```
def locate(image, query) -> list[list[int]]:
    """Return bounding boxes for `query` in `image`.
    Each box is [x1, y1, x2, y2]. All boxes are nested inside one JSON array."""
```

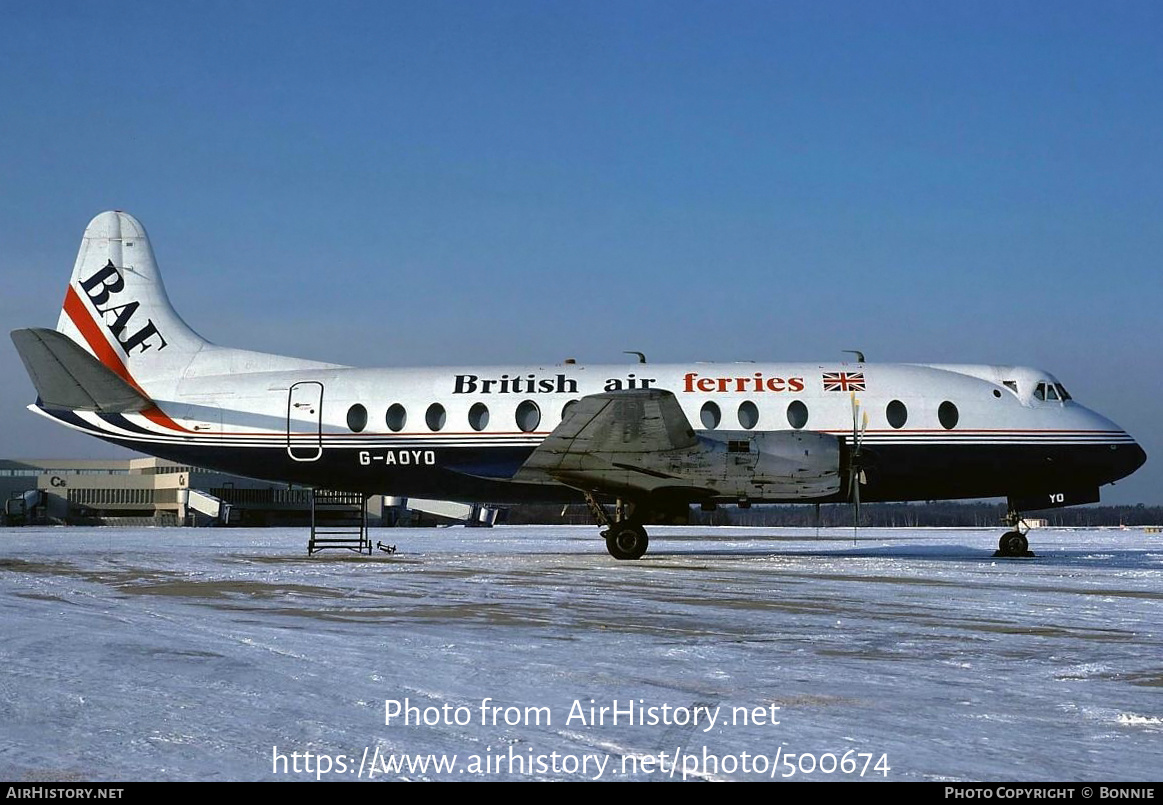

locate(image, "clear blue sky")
[[2, 1, 1159, 503]]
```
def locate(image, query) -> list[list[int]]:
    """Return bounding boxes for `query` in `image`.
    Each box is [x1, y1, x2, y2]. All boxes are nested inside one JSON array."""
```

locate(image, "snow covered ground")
[[0, 525, 1159, 782]]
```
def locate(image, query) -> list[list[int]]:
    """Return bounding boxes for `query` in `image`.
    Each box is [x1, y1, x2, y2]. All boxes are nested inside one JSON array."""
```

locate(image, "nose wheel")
[[996, 530, 1032, 557], [995, 503, 1035, 558]]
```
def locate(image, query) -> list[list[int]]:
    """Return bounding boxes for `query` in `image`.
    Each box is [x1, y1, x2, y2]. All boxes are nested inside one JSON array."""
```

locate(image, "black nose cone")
[[1109, 442, 1147, 484]]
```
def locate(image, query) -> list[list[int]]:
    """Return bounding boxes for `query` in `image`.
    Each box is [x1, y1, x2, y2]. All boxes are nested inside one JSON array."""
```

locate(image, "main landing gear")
[[996, 504, 1035, 558], [585, 493, 649, 560], [606, 523, 649, 561]]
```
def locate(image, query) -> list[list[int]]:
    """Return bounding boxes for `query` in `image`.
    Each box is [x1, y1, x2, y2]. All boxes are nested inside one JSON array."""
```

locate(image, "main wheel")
[[998, 530, 1029, 557], [605, 524, 649, 560]]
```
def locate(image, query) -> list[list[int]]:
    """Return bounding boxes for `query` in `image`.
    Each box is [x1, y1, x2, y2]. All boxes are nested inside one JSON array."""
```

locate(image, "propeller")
[[849, 392, 869, 537]]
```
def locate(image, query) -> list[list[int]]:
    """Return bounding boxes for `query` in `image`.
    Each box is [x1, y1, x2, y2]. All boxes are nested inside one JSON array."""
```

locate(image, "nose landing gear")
[[996, 505, 1035, 558], [997, 530, 1030, 557]]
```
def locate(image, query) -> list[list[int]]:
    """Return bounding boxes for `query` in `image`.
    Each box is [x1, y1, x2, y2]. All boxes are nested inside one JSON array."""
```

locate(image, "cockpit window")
[[1003, 380, 1018, 394], [1033, 380, 1070, 403]]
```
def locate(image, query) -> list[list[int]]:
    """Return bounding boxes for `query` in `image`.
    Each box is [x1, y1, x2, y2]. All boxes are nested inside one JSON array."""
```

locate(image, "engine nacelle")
[[677, 430, 841, 500]]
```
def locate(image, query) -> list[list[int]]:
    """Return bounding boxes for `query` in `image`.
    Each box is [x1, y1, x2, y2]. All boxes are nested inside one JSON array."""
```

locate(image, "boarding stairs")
[[184, 488, 232, 526], [308, 489, 371, 554]]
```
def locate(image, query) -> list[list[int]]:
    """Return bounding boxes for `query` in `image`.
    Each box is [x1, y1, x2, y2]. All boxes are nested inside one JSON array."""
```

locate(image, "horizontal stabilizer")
[[11, 327, 152, 412]]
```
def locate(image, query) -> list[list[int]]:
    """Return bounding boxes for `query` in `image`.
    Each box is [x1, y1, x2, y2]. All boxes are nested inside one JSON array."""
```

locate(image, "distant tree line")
[[506, 501, 1163, 528]]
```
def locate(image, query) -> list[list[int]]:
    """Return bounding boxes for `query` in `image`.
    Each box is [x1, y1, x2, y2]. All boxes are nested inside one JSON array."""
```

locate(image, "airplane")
[[11, 211, 1147, 559]]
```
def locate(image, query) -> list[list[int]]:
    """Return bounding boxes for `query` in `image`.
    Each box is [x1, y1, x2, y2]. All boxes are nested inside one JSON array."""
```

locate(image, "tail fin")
[[54, 211, 207, 391]]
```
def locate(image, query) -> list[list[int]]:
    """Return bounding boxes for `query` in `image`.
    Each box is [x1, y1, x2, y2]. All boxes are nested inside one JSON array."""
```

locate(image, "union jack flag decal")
[[822, 371, 866, 392]]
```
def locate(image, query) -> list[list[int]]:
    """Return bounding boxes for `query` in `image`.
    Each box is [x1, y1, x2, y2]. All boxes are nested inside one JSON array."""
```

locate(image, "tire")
[[606, 524, 649, 560], [999, 531, 1029, 557]]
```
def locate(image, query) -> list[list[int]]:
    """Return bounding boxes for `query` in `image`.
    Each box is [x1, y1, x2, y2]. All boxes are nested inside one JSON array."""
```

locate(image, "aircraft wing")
[[10, 327, 152, 412], [516, 389, 841, 500], [516, 389, 705, 496]]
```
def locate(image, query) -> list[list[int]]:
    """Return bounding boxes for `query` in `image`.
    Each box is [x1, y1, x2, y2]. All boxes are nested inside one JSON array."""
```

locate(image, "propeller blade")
[[849, 392, 867, 542], [852, 468, 861, 541]]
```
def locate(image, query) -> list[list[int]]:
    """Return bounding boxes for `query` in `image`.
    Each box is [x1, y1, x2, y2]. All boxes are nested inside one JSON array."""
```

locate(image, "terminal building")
[[0, 458, 501, 530], [2, 457, 313, 526]]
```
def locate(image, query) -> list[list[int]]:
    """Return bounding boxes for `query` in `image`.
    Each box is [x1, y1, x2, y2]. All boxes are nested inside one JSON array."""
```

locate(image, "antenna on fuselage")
[[842, 350, 866, 363], [624, 351, 647, 364]]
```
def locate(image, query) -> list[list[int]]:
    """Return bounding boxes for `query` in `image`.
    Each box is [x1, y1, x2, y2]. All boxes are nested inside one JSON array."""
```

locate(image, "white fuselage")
[[39, 358, 1142, 507]]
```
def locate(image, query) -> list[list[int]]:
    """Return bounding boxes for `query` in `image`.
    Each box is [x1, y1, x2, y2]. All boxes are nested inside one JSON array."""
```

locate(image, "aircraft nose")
[[1080, 403, 1147, 485], [1102, 436, 1147, 485], [1122, 440, 1147, 479]]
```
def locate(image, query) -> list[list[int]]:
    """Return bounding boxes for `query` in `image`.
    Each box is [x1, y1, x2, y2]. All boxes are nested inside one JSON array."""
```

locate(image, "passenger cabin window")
[[786, 400, 808, 430], [738, 401, 759, 430], [938, 401, 959, 430], [700, 401, 721, 429], [468, 403, 489, 431], [425, 403, 447, 432], [886, 400, 907, 429], [516, 400, 541, 433], [386, 403, 407, 432], [346, 404, 368, 433]]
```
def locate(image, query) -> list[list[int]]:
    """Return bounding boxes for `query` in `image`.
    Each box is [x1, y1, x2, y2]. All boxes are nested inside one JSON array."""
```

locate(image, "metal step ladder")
[[308, 490, 371, 554]]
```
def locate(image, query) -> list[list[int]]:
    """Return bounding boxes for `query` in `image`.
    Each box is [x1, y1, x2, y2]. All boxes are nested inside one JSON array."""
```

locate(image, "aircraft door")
[[287, 382, 324, 462]]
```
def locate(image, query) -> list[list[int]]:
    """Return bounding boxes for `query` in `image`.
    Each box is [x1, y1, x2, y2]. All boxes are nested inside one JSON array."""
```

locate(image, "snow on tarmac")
[[0, 525, 1159, 781]]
